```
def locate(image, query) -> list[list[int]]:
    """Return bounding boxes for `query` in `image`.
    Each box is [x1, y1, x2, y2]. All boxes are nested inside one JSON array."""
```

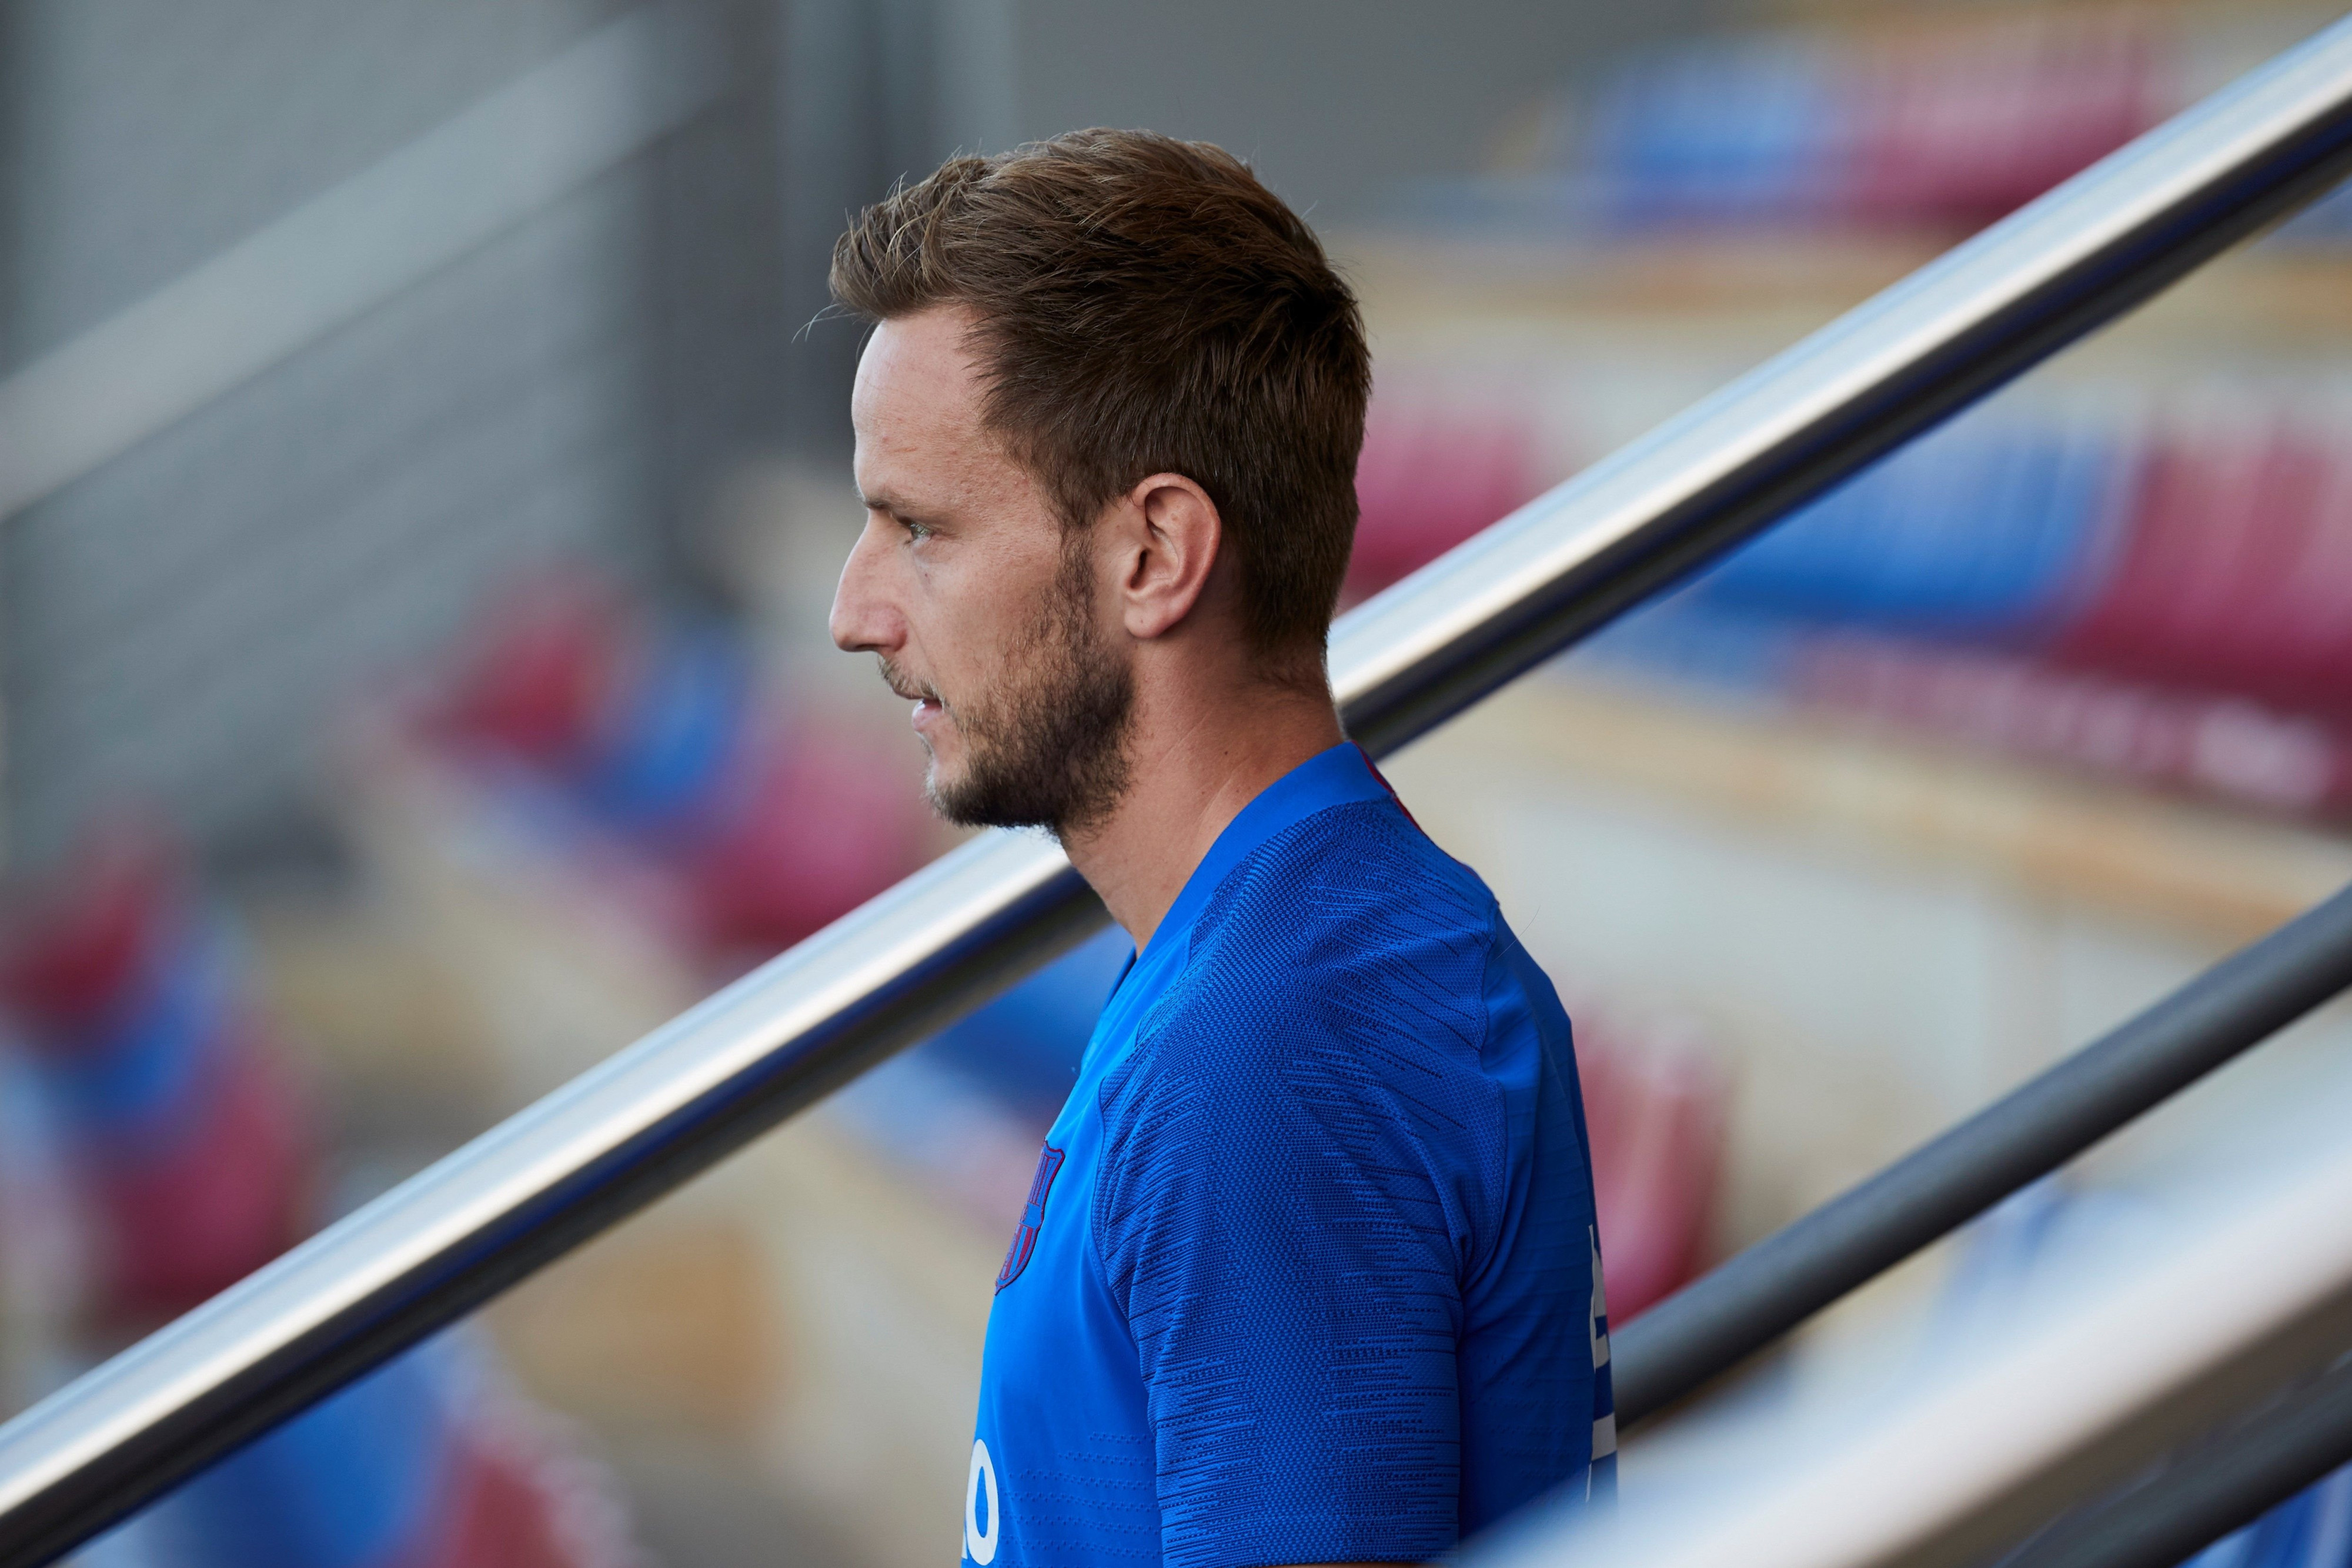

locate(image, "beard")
[[884, 539, 1135, 837]]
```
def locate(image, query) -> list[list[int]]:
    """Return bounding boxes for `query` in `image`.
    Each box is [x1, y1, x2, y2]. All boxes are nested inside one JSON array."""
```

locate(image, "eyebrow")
[[856, 485, 915, 516]]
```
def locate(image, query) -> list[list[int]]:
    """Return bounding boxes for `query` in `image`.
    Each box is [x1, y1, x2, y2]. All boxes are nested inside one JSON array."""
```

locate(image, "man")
[[828, 129, 1612, 1568]]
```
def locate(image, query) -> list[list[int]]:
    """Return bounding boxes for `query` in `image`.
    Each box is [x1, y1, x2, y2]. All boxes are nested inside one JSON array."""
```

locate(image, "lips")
[[890, 681, 945, 732], [878, 661, 947, 734]]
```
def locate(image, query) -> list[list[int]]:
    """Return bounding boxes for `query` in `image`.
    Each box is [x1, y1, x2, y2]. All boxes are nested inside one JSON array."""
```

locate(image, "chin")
[[923, 754, 970, 808]]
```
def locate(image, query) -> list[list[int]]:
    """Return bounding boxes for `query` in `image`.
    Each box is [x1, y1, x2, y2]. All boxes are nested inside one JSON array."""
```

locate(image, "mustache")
[[877, 657, 942, 707]]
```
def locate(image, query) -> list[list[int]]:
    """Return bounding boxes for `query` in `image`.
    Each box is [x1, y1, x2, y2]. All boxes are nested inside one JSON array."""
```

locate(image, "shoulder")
[[1195, 798, 1497, 992], [1090, 801, 1519, 1282], [1110, 800, 1509, 1138]]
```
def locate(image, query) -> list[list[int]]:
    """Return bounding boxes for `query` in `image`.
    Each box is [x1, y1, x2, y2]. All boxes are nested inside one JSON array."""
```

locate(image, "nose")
[[830, 515, 901, 656]]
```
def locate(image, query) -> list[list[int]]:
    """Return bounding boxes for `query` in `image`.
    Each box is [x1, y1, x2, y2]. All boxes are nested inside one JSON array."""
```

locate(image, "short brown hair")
[[830, 129, 1370, 668]]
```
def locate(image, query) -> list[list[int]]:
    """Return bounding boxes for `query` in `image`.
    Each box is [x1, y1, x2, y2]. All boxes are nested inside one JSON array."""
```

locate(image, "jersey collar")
[[1137, 741, 1398, 968]]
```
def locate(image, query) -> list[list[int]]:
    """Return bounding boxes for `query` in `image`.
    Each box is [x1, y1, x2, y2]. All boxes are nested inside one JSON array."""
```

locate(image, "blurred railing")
[[1486, 1107, 2352, 1568], [1612, 879, 2352, 1426], [7, 12, 2352, 1568], [2002, 1357, 2352, 1568]]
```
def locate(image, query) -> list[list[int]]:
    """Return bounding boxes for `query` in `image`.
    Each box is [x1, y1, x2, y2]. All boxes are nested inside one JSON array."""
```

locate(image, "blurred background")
[[3, 0, 2352, 1564]]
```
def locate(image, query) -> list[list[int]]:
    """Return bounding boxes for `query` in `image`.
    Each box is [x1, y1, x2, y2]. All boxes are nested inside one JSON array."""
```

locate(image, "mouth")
[[880, 665, 948, 734]]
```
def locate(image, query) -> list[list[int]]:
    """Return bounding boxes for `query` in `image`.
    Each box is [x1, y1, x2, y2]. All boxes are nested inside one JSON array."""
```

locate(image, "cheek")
[[941, 553, 1052, 659], [903, 556, 998, 693]]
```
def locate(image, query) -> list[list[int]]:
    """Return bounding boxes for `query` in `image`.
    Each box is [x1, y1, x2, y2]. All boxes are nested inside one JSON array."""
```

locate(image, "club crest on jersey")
[[996, 1142, 1066, 1292]]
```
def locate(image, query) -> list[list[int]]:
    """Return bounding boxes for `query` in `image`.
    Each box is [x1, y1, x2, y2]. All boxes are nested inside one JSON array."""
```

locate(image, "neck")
[[1061, 679, 1344, 952]]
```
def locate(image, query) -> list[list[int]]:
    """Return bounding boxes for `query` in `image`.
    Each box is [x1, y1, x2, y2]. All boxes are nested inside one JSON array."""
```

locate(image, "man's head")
[[826, 129, 1370, 836]]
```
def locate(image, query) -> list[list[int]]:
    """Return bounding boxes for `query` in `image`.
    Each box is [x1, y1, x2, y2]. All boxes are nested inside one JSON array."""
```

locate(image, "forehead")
[[851, 307, 1014, 502]]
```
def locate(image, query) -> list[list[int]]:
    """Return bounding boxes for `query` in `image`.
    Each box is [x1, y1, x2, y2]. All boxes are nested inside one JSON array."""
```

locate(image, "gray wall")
[[0, 0, 761, 867]]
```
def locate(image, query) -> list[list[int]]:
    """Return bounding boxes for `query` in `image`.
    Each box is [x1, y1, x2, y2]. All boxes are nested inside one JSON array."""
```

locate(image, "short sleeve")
[[1091, 880, 1504, 1568]]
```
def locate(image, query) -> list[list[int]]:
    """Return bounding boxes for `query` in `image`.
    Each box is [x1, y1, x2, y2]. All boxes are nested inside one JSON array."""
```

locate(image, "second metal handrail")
[[1490, 1109, 2352, 1568], [2005, 1356, 2352, 1568], [1615, 880, 2352, 1425]]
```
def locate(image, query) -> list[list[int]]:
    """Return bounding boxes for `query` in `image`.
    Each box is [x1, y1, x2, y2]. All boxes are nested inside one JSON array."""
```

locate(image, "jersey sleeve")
[[1091, 959, 1499, 1568]]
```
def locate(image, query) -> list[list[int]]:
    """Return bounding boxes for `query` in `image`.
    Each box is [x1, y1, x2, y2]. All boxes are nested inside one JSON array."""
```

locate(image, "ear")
[[1112, 472, 1221, 642]]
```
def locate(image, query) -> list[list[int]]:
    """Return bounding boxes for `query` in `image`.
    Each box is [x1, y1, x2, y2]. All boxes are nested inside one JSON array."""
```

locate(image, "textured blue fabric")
[[965, 743, 1611, 1568]]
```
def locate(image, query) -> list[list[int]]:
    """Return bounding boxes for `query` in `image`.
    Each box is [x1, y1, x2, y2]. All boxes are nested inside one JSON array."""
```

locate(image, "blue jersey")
[[963, 742, 1613, 1568]]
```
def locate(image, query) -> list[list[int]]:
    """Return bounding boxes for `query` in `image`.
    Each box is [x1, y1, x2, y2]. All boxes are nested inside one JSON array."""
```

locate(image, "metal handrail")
[[1485, 1111, 2352, 1568], [1615, 880, 2352, 1425], [2003, 1356, 2352, 1568], [8, 13, 2352, 1566]]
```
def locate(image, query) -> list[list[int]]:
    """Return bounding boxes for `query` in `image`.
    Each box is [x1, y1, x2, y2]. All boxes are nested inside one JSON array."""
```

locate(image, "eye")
[[901, 517, 935, 543]]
